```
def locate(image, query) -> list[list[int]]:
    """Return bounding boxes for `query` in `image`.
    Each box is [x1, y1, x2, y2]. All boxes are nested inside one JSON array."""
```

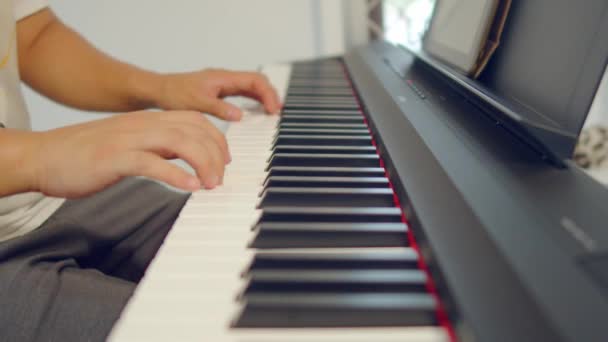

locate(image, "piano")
[[109, 3, 608, 341]]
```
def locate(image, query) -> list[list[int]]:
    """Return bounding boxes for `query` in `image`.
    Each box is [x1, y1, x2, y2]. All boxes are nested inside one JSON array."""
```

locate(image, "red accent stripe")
[[340, 63, 458, 342]]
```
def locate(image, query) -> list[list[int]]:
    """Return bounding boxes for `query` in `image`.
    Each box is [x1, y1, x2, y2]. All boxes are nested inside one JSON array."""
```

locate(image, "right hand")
[[25, 110, 229, 198]]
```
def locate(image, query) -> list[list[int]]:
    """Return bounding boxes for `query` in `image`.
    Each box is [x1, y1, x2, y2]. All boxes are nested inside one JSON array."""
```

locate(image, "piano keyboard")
[[109, 61, 451, 342]]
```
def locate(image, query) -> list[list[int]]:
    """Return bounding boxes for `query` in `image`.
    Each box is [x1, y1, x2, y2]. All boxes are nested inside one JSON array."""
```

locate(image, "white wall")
[[26, 0, 368, 131]]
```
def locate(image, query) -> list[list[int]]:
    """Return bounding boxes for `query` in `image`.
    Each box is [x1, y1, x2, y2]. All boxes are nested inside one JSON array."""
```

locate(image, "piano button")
[[277, 128, 369, 135], [246, 249, 419, 271], [266, 166, 386, 178], [241, 269, 427, 294], [257, 187, 395, 208], [263, 176, 389, 189], [272, 145, 376, 154], [249, 222, 409, 248], [258, 207, 403, 223], [272, 135, 372, 147], [232, 293, 437, 328], [266, 154, 380, 168]]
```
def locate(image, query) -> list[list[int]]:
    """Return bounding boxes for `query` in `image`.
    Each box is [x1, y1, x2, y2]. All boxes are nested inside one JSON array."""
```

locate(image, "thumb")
[[199, 99, 243, 121]]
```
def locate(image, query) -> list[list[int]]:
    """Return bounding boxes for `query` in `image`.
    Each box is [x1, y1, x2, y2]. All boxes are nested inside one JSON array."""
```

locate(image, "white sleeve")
[[14, 0, 49, 21]]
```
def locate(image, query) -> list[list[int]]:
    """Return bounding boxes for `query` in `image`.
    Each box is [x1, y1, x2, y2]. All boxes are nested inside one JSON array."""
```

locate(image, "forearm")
[[17, 9, 164, 112], [0, 130, 39, 196]]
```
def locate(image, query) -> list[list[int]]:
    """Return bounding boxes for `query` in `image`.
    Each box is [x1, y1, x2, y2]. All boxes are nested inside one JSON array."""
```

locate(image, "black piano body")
[[341, 36, 608, 342]]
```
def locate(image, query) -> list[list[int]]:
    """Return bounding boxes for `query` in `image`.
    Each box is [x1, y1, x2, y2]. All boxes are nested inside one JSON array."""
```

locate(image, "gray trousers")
[[0, 178, 190, 342]]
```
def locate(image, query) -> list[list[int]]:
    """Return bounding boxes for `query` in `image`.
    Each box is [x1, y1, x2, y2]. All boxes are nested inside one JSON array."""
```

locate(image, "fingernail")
[[204, 175, 220, 189], [226, 109, 240, 121], [186, 177, 200, 191]]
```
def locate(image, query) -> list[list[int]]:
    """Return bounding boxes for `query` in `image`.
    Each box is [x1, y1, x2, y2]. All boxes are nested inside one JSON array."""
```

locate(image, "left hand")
[[154, 69, 282, 121]]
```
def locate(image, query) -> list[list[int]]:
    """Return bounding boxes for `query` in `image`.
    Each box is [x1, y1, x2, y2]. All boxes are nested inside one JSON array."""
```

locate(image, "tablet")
[[424, 0, 499, 75]]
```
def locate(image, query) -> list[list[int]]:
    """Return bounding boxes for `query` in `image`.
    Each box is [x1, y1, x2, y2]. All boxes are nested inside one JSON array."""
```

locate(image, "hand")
[[154, 69, 282, 121], [23, 110, 229, 198]]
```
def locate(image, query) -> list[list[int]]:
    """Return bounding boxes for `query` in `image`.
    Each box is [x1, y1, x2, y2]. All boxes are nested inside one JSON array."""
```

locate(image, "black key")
[[277, 128, 369, 135], [287, 89, 354, 97], [258, 187, 395, 208], [272, 145, 376, 154], [245, 249, 420, 271], [284, 99, 358, 106], [266, 166, 386, 178], [288, 81, 350, 87], [273, 135, 372, 147], [280, 115, 364, 124], [249, 222, 408, 248], [281, 110, 361, 116], [279, 123, 367, 129], [290, 73, 346, 78], [283, 103, 360, 111], [257, 207, 403, 223], [241, 269, 427, 295], [232, 293, 437, 328], [266, 154, 380, 168], [263, 176, 389, 189], [284, 96, 356, 103]]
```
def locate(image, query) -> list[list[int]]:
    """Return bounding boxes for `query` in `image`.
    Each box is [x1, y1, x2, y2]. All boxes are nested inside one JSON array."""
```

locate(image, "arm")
[[17, 8, 281, 120]]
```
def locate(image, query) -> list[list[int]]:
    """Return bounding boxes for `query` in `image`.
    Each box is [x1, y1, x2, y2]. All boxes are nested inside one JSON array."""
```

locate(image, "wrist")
[[0, 130, 42, 195], [126, 68, 166, 110]]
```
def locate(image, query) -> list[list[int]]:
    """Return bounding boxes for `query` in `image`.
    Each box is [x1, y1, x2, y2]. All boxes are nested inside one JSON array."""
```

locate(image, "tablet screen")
[[432, 0, 490, 54], [424, 0, 497, 73]]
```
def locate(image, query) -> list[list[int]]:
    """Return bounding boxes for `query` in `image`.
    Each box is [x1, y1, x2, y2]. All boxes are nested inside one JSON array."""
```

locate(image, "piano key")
[[277, 128, 369, 135], [280, 115, 364, 124], [290, 74, 346, 80], [258, 187, 395, 208], [245, 248, 420, 271], [281, 110, 363, 116], [287, 89, 355, 97], [283, 103, 360, 111], [288, 81, 350, 86], [266, 154, 380, 168], [272, 145, 376, 154], [108, 63, 450, 342], [233, 293, 437, 328], [284, 100, 359, 107], [263, 176, 389, 189], [249, 222, 409, 248], [284, 96, 357, 102], [273, 135, 372, 146], [279, 123, 367, 129], [266, 166, 386, 178], [241, 269, 428, 294], [257, 206, 403, 223]]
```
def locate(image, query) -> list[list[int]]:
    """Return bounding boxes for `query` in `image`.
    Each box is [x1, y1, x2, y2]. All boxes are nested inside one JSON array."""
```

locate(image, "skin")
[[0, 8, 281, 198]]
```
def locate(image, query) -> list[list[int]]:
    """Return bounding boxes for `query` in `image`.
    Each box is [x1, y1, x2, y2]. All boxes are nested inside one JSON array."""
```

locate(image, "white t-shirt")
[[0, 0, 65, 242]]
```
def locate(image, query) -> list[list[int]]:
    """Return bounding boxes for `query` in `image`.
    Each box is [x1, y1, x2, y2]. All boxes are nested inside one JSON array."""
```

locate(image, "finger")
[[201, 137, 226, 185], [134, 128, 224, 189], [158, 111, 231, 162], [196, 98, 243, 122], [220, 72, 282, 114], [121, 152, 201, 191]]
